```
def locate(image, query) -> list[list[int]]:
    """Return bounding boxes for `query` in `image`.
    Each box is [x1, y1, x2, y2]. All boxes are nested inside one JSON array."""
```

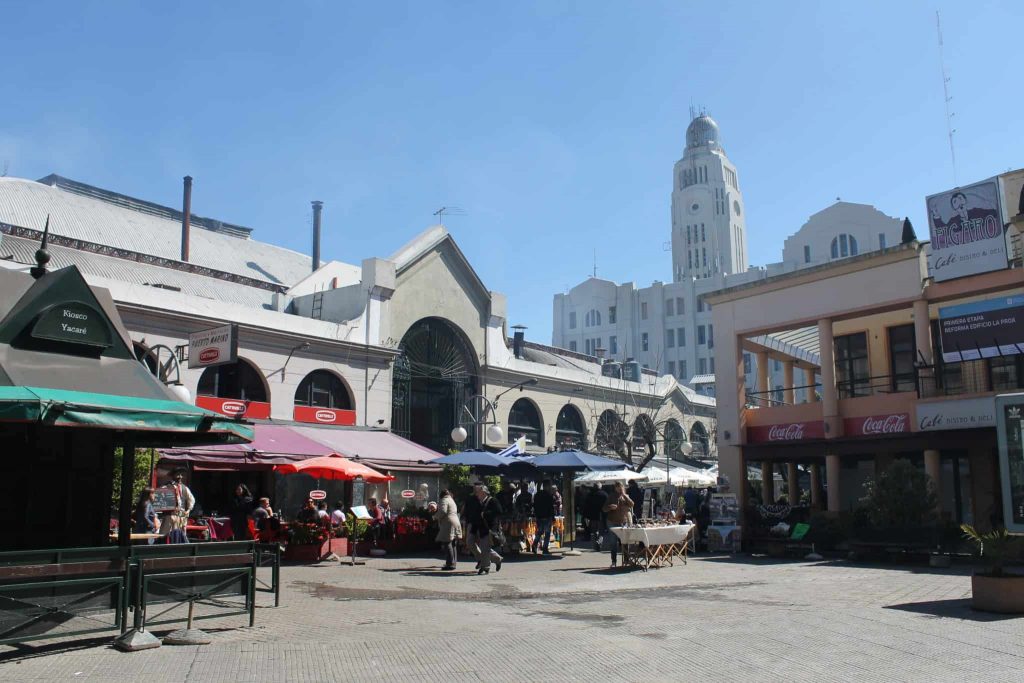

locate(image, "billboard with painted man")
[[927, 177, 1007, 282]]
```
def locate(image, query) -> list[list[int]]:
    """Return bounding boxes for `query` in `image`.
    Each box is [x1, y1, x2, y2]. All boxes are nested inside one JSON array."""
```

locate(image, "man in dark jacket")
[[583, 485, 609, 550], [627, 480, 644, 520], [532, 480, 556, 554], [468, 485, 503, 574]]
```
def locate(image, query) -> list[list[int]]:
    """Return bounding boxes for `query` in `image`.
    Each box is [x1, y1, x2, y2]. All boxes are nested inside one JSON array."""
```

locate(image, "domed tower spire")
[[670, 110, 747, 282]]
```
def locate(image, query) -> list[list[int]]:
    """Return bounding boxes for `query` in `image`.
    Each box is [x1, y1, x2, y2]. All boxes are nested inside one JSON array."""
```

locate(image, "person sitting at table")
[[252, 497, 273, 531], [134, 488, 159, 536], [365, 497, 386, 546], [316, 501, 330, 524], [603, 482, 634, 568], [296, 498, 319, 525], [330, 500, 346, 528]]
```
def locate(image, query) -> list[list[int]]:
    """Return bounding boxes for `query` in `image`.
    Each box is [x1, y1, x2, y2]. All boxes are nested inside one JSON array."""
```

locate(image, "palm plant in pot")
[[961, 524, 1023, 613]]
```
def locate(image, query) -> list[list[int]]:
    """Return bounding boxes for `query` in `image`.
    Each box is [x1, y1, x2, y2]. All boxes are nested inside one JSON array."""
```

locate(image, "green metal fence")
[[0, 541, 281, 648]]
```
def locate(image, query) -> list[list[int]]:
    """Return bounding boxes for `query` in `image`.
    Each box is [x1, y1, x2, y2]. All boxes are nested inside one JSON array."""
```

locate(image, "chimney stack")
[[511, 324, 526, 359], [181, 176, 192, 262], [311, 200, 323, 272]]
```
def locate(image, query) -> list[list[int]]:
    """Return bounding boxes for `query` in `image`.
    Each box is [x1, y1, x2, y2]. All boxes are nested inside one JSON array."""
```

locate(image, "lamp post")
[[350, 475, 364, 566], [450, 378, 539, 449]]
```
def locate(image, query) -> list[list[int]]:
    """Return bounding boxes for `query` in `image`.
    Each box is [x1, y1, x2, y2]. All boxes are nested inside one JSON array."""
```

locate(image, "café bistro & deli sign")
[[31, 301, 112, 349]]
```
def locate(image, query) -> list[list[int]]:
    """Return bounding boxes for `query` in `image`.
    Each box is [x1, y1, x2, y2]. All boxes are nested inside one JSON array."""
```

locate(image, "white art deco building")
[[553, 112, 906, 400]]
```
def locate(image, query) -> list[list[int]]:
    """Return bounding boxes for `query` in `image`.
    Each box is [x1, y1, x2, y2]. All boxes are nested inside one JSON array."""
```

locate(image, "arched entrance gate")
[[391, 318, 478, 453]]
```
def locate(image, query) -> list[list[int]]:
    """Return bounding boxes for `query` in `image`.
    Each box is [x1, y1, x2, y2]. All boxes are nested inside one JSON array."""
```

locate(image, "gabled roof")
[[389, 225, 491, 300]]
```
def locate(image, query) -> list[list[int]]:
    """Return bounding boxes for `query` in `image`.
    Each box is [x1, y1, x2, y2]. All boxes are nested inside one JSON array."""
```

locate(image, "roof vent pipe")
[[180, 176, 192, 262], [511, 324, 527, 359], [311, 200, 323, 272]]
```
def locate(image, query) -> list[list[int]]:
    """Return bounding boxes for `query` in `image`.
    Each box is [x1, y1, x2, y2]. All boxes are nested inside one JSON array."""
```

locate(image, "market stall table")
[[611, 523, 694, 571]]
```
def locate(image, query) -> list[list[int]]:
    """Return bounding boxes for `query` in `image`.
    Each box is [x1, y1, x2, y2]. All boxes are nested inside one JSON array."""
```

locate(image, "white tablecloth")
[[611, 524, 693, 546]]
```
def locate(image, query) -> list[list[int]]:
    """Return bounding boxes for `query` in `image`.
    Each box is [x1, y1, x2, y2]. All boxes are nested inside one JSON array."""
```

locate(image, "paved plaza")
[[2, 548, 1022, 682]]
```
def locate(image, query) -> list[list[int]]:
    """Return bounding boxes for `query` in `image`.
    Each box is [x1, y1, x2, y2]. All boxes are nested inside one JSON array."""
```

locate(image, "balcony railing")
[[917, 357, 1024, 398]]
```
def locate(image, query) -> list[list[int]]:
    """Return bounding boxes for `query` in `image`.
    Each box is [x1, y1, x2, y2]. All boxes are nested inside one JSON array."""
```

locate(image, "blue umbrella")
[[530, 450, 624, 472]]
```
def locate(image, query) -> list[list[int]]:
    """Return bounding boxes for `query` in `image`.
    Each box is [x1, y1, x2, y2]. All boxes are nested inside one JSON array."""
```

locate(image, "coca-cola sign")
[[195, 395, 272, 420], [748, 421, 824, 443], [845, 413, 910, 437]]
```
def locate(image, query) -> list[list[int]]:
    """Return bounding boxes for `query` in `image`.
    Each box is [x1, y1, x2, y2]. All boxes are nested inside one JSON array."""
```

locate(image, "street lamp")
[[450, 378, 538, 448]]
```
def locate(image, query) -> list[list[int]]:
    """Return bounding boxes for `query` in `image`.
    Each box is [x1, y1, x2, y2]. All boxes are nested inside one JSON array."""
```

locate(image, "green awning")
[[0, 386, 253, 445]]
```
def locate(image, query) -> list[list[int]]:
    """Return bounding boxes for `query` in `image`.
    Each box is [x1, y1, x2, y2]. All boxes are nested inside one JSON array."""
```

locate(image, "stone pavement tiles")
[[2, 551, 1023, 682]]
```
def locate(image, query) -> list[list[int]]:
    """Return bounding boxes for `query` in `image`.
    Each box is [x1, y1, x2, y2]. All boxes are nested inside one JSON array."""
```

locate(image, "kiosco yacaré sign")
[[31, 302, 112, 349]]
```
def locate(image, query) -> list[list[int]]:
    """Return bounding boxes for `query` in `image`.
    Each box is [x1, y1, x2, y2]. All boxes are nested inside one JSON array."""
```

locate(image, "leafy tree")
[[859, 459, 937, 530], [111, 447, 157, 513]]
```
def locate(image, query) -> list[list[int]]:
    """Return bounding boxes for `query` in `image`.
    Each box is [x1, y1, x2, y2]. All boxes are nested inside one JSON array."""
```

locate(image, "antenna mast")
[[936, 11, 958, 185]]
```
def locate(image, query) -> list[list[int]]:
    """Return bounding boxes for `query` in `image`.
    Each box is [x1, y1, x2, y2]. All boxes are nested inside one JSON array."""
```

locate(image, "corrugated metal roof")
[[0, 234, 277, 309], [688, 374, 716, 385], [0, 177, 312, 287], [749, 326, 820, 366]]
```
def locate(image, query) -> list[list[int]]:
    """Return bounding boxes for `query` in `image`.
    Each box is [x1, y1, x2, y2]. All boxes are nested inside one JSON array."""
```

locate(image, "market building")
[[708, 170, 1024, 536], [0, 174, 717, 517]]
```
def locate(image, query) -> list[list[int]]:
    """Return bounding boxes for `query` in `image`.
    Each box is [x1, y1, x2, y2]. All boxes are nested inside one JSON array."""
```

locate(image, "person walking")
[[532, 479, 556, 554], [468, 485, 503, 575], [603, 482, 634, 568], [432, 489, 461, 570], [627, 480, 644, 520], [584, 485, 608, 550], [159, 470, 195, 542], [229, 484, 254, 540]]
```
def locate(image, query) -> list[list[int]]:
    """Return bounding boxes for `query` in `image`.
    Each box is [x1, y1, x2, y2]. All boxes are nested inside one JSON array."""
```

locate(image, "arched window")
[[197, 358, 267, 402], [595, 409, 628, 453], [508, 398, 543, 448], [689, 421, 710, 457], [555, 404, 586, 450], [664, 419, 684, 456], [585, 309, 602, 327], [830, 234, 859, 260], [295, 370, 352, 409], [632, 414, 656, 454]]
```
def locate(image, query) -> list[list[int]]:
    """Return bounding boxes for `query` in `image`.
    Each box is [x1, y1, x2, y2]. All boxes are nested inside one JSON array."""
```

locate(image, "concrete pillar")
[[787, 462, 799, 505], [817, 318, 838, 436], [925, 449, 942, 513], [803, 366, 817, 403], [755, 350, 769, 405], [825, 453, 841, 513], [782, 360, 795, 405], [913, 299, 932, 366], [761, 462, 775, 503], [810, 463, 822, 509]]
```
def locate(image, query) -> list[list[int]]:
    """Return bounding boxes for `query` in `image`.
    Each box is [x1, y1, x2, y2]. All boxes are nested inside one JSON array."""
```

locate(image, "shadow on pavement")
[[884, 598, 1022, 621], [696, 554, 977, 576]]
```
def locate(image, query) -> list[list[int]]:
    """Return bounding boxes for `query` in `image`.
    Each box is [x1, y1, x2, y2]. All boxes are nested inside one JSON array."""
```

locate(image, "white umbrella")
[[575, 469, 646, 484], [638, 468, 668, 485]]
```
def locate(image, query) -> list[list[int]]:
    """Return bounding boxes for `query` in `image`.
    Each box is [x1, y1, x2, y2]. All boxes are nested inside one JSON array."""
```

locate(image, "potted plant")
[[961, 524, 1023, 613], [283, 522, 335, 563]]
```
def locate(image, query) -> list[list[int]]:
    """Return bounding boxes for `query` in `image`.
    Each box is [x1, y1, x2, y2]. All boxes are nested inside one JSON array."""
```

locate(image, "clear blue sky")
[[3, 2, 1020, 343]]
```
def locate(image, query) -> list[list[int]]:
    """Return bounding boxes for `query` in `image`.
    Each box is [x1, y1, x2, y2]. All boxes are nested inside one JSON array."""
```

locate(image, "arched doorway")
[[197, 358, 268, 401], [391, 318, 478, 453], [295, 370, 353, 409], [555, 404, 587, 450], [595, 409, 628, 455], [689, 421, 710, 457], [664, 419, 685, 457], [508, 398, 543, 449]]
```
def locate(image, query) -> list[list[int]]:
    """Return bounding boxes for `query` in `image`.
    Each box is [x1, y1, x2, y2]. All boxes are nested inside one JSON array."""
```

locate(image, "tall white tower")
[[671, 112, 748, 281]]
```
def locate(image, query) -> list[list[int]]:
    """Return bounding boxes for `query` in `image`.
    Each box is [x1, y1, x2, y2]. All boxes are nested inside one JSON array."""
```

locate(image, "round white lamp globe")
[[680, 441, 694, 456], [450, 426, 468, 443], [485, 424, 504, 444], [168, 382, 191, 404]]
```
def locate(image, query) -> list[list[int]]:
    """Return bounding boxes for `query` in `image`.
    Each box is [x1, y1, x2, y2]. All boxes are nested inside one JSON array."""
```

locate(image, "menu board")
[[152, 486, 179, 512], [997, 394, 1024, 533]]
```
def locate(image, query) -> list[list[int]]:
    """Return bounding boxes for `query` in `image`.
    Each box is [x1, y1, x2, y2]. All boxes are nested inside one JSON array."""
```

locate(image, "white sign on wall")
[[926, 178, 1007, 282], [916, 396, 996, 432], [187, 323, 238, 369]]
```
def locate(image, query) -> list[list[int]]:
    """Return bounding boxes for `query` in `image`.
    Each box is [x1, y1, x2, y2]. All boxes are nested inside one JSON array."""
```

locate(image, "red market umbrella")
[[273, 454, 394, 483]]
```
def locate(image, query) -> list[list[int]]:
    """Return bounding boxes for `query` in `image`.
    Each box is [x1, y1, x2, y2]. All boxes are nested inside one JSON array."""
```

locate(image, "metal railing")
[[745, 382, 821, 408], [918, 358, 1024, 398]]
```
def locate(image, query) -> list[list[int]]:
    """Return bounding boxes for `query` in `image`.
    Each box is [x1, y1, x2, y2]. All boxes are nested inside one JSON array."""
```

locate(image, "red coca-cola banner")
[[293, 405, 357, 426], [747, 421, 825, 443], [195, 396, 272, 420], [844, 412, 910, 437]]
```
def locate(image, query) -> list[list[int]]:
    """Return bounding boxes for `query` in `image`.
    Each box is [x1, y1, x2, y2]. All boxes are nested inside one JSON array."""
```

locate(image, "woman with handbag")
[[431, 490, 462, 571], [603, 482, 634, 568]]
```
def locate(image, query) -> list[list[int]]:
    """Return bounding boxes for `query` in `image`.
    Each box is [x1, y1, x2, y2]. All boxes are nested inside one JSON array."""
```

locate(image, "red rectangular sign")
[[195, 396, 272, 420], [844, 413, 910, 437], [292, 405, 357, 426], [747, 421, 825, 443]]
